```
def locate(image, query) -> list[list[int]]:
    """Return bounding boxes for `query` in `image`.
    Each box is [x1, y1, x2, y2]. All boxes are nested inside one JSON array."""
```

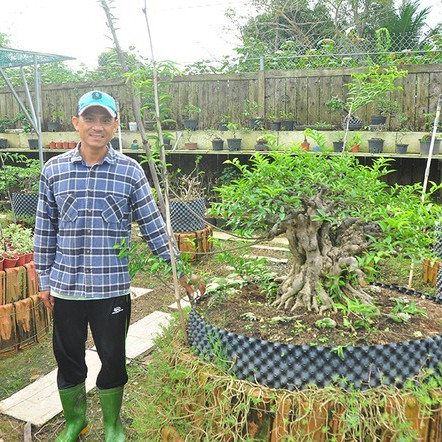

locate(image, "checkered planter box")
[[188, 283, 442, 390], [11, 193, 39, 217], [170, 198, 205, 233], [436, 224, 442, 301]]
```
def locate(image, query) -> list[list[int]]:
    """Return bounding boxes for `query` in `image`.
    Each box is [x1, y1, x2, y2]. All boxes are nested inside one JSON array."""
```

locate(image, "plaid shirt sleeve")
[[34, 167, 59, 291], [130, 169, 179, 264]]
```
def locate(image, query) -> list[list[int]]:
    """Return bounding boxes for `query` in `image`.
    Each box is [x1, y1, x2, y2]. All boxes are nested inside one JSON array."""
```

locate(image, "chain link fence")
[[184, 31, 442, 73]]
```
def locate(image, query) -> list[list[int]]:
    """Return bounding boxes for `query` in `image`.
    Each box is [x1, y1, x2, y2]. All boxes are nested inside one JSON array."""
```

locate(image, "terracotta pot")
[[301, 142, 310, 151], [350, 144, 360, 153], [0, 256, 4, 271], [3, 256, 18, 268], [48, 141, 56, 150], [62, 142, 69, 149], [69, 142, 77, 149], [184, 142, 198, 150], [24, 252, 33, 264], [55, 142, 63, 149], [16, 254, 26, 267]]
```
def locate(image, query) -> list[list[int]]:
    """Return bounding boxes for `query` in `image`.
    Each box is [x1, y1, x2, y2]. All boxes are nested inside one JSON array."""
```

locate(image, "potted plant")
[[254, 135, 269, 151], [419, 133, 441, 155], [368, 137, 384, 153], [332, 132, 344, 152], [226, 122, 242, 151], [267, 113, 281, 131], [395, 113, 409, 154], [0, 155, 41, 217], [303, 128, 327, 152], [0, 116, 13, 148], [184, 129, 198, 150], [218, 115, 230, 131], [371, 98, 399, 126], [349, 132, 362, 152], [47, 110, 65, 132], [279, 110, 295, 131], [169, 157, 206, 233], [182, 104, 202, 131], [243, 99, 263, 130], [211, 136, 224, 151]]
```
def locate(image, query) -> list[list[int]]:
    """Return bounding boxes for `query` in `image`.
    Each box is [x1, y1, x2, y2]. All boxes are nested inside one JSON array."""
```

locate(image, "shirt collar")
[[70, 143, 116, 165]]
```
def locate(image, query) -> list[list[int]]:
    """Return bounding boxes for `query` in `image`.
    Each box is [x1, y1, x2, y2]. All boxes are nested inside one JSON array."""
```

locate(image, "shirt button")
[[87, 209, 92, 213], [87, 229, 91, 233], [86, 249, 91, 253], [85, 269, 90, 273]]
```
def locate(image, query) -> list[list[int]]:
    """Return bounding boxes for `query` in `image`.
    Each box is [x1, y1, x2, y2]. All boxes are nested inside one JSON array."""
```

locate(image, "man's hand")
[[178, 274, 206, 300], [39, 290, 54, 311]]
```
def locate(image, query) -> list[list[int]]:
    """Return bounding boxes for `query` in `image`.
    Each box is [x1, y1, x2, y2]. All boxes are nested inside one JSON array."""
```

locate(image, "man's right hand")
[[39, 290, 54, 311]]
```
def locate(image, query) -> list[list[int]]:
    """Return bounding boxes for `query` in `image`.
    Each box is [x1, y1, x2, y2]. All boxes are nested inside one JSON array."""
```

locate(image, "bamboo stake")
[[142, 0, 189, 343], [99, 0, 166, 215], [98, 0, 189, 343]]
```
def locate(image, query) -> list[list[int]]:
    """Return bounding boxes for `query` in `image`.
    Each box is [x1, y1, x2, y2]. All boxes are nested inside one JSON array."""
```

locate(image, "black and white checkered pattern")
[[11, 193, 39, 217], [170, 198, 205, 233]]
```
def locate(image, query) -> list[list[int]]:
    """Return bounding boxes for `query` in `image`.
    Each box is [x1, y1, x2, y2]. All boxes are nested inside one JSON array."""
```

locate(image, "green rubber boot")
[[56, 383, 89, 442], [99, 386, 125, 442]]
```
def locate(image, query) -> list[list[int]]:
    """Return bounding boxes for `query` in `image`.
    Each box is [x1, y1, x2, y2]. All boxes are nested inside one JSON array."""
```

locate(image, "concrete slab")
[[125, 311, 172, 359], [244, 254, 288, 264], [0, 350, 101, 427], [130, 286, 153, 300], [213, 230, 288, 246], [168, 299, 191, 310]]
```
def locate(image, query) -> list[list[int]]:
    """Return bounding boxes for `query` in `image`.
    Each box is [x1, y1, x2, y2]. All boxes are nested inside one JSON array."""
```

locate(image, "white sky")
[[0, 0, 440, 70]]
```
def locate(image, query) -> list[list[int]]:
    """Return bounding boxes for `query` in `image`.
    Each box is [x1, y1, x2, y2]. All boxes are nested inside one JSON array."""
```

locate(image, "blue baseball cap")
[[78, 90, 116, 117]]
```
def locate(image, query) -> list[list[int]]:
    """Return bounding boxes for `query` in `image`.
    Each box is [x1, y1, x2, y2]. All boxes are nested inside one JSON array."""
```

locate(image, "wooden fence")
[[0, 63, 441, 132]]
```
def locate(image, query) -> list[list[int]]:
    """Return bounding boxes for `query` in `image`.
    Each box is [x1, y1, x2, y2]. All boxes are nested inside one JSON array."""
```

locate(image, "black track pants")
[[53, 294, 131, 390]]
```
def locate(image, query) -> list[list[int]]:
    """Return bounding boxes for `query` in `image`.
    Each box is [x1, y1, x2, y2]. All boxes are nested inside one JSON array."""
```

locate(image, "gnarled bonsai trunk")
[[270, 192, 378, 313]]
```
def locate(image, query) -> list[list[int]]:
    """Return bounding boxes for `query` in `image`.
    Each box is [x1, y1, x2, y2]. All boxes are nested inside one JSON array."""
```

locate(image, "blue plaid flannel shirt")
[[34, 145, 177, 299]]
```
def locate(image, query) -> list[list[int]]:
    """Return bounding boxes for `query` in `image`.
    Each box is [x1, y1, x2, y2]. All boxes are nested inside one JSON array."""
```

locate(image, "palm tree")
[[380, 0, 439, 51]]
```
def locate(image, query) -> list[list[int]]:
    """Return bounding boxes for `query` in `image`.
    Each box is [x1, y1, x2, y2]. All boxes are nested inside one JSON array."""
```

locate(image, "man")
[[34, 90, 202, 442]]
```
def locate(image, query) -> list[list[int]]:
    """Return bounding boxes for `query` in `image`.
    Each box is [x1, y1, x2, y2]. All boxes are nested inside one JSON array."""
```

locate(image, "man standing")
[[34, 90, 200, 441]]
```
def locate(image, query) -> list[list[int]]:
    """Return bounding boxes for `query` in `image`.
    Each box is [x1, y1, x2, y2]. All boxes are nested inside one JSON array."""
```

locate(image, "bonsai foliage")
[[210, 151, 442, 313]]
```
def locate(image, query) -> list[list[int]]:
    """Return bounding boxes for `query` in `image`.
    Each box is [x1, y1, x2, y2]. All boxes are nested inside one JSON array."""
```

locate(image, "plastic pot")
[[419, 139, 441, 155], [227, 138, 242, 151], [395, 144, 408, 154], [270, 121, 281, 131], [183, 119, 198, 131], [333, 141, 344, 152], [212, 139, 224, 151], [370, 115, 387, 125], [280, 120, 294, 131], [368, 138, 384, 153]]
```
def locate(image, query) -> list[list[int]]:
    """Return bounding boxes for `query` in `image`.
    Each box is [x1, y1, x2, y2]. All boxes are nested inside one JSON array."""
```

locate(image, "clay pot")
[[63, 142, 69, 149], [55, 142, 63, 149], [49, 141, 56, 150], [16, 254, 26, 267], [3, 256, 18, 268]]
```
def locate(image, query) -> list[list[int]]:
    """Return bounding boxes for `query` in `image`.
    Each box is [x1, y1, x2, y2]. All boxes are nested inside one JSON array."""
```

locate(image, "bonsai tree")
[[210, 151, 442, 313]]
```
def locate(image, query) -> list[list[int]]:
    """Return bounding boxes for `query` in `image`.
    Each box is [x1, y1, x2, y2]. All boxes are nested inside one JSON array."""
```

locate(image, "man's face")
[[72, 106, 118, 151]]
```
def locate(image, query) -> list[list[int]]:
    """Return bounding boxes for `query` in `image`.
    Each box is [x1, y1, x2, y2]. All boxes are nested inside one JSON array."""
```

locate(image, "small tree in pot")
[[169, 156, 206, 233]]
